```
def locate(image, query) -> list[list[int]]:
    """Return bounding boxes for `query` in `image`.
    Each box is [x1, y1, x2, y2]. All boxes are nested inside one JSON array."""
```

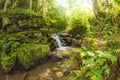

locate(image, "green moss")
[[0, 43, 50, 71], [69, 26, 87, 39], [1, 52, 17, 73], [16, 44, 50, 69]]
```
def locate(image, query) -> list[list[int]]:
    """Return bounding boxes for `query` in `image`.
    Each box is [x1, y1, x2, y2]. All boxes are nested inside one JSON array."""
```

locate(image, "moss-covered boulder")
[[16, 44, 50, 69], [0, 43, 50, 72], [2, 17, 11, 29], [69, 26, 87, 39]]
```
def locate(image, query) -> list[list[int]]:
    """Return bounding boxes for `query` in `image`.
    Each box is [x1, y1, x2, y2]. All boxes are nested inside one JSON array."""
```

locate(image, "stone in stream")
[[50, 47, 74, 62]]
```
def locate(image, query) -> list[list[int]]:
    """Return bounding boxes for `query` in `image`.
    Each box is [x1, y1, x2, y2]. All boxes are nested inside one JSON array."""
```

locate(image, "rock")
[[69, 26, 86, 39], [52, 67, 59, 71], [18, 20, 31, 29], [55, 71, 63, 77], [2, 17, 11, 28], [59, 33, 72, 37], [17, 44, 50, 69], [7, 24, 21, 33], [55, 47, 73, 57]]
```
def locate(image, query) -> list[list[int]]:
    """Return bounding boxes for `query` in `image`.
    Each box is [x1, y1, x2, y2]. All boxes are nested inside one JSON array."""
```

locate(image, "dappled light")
[[0, 0, 120, 80]]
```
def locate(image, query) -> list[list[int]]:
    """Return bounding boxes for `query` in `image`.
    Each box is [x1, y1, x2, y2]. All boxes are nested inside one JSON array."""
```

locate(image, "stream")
[[0, 58, 67, 80], [0, 59, 66, 80], [0, 33, 71, 80]]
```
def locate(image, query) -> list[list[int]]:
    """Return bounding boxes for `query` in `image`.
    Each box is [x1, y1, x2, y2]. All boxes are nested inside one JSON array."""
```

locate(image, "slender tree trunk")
[[92, 0, 105, 46], [11, 0, 19, 10], [29, 0, 32, 11], [92, 0, 100, 24], [37, 0, 40, 11], [42, 0, 44, 16], [37, 0, 45, 15], [3, 0, 9, 12]]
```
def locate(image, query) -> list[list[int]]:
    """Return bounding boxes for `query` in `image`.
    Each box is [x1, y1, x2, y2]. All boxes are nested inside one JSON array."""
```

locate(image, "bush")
[[66, 48, 117, 80], [82, 38, 99, 51]]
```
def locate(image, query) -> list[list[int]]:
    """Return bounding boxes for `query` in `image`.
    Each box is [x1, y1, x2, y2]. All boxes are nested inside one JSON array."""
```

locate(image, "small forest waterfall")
[[52, 33, 70, 51], [52, 34, 63, 48]]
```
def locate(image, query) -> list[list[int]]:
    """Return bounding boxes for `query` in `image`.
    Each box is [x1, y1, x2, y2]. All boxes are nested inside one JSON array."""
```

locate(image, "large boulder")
[[18, 20, 31, 29], [7, 24, 21, 33], [16, 44, 50, 69], [69, 26, 87, 39], [0, 44, 50, 72]]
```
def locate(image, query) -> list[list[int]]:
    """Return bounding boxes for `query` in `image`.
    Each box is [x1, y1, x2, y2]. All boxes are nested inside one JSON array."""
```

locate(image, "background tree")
[[10, 0, 19, 10], [3, 0, 9, 11], [29, 0, 33, 11]]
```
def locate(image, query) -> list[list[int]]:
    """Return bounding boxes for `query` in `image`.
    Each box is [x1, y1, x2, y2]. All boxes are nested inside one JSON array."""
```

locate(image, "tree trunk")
[[3, 0, 9, 12], [29, 0, 32, 11], [92, 0, 104, 44], [37, 0, 45, 15], [92, 0, 100, 24], [42, 0, 44, 16], [11, 0, 19, 10], [37, 0, 40, 12]]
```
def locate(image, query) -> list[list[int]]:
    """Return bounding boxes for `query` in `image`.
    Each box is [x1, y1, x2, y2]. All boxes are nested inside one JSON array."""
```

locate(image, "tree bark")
[[3, 0, 9, 12], [92, 0, 104, 39], [36, 0, 46, 15], [11, 0, 19, 10], [92, 0, 100, 24], [37, 0, 40, 13], [29, 0, 32, 11]]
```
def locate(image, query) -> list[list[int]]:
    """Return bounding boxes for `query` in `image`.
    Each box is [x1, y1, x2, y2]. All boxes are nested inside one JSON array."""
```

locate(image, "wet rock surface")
[[0, 47, 79, 80], [0, 60, 65, 80]]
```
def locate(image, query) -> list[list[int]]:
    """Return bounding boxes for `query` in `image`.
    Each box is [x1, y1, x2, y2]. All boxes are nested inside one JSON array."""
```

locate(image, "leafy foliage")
[[0, 36, 20, 54], [66, 48, 117, 80]]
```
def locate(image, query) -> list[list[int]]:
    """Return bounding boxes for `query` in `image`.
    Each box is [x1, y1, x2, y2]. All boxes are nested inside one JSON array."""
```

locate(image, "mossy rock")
[[2, 17, 11, 28], [16, 44, 50, 69], [69, 26, 87, 39], [1, 52, 17, 73]]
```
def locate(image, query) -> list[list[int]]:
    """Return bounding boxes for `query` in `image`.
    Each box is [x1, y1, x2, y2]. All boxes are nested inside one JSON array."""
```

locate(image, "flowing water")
[[0, 60, 65, 80], [52, 34, 63, 48], [52, 33, 70, 50], [0, 33, 71, 80]]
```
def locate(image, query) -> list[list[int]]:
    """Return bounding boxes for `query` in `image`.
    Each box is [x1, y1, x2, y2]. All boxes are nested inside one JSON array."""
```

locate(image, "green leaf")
[[84, 59, 95, 65], [86, 51, 95, 56], [95, 50, 104, 57], [95, 58, 106, 65], [91, 75, 98, 80], [103, 53, 117, 63], [104, 68, 110, 74]]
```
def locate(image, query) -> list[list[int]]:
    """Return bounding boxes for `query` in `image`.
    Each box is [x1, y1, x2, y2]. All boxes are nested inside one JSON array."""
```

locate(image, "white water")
[[52, 34, 63, 48], [52, 33, 71, 58]]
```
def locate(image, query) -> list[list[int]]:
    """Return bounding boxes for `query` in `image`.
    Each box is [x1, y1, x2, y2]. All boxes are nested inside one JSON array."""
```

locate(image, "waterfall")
[[52, 34, 63, 48]]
